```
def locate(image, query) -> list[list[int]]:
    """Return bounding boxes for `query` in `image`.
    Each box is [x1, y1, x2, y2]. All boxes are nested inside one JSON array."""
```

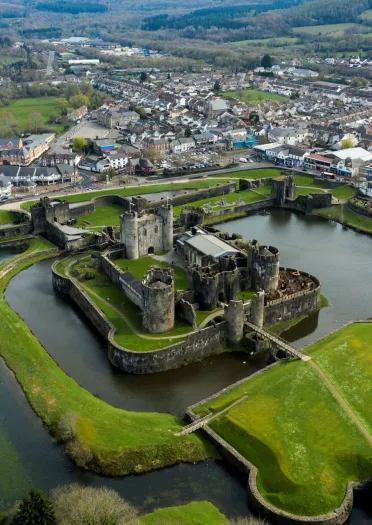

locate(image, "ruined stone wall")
[[347, 199, 372, 218], [69, 202, 95, 219], [239, 177, 275, 191], [149, 183, 236, 210], [100, 252, 143, 309], [0, 222, 32, 239], [0, 238, 30, 250], [293, 193, 332, 214], [177, 299, 196, 328]]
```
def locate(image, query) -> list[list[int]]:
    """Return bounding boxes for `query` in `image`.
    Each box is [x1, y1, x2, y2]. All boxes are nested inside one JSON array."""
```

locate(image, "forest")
[[36, 1, 108, 13]]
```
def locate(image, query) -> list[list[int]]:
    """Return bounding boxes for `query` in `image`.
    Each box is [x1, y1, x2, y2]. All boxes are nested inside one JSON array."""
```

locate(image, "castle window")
[[155, 226, 158, 233], [143, 228, 147, 236]]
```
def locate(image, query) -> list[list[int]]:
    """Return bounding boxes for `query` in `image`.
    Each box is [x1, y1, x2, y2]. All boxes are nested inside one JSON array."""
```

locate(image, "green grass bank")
[[140, 501, 228, 525]]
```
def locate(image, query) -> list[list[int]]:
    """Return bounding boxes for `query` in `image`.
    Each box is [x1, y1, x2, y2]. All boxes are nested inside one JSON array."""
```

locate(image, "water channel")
[[1, 210, 372, 522]]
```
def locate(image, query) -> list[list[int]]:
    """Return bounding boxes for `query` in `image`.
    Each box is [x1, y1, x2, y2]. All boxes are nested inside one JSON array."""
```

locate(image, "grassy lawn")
[[237, 289, 256, 301], [115, 255, 189, 291], [223, 89, 288, 103], [231, 37, 298, 46], [313, 204, 372, 233], [195, 308, 221, 326], [140, 502, 228, 525], [0, 210, 16, 225], [76, 204, 124, 228], [0, 55, 24, 65], [0, 97, 62, 133], [360, 9, 372, 19], [309, 322, 372, 434], [211, 168, 282, 179], [293, 23, 355, 36], [77, 264, 193, 350], [194, 355, 372, 516], [173, 189, 266, 217], [0, 251, 213, 477]]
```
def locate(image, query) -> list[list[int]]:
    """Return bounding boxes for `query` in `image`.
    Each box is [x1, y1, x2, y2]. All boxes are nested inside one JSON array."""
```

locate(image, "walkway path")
[[198, 309, 224, 329], [309, 360, 372, 446]]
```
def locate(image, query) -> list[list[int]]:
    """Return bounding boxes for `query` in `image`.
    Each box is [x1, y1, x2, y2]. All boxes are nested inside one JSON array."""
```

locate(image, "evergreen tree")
[[213, 79, 221, 92], [261, 54, 273, 69], [184, 126, 192, 137], [12, 489, 57, 525], [140, 72, 148, 83]]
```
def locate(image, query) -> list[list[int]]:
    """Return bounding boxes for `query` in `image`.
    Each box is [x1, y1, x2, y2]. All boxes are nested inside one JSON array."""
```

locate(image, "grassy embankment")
[[313, 203, 372, 234], [0, 247, 215, 476], [0, 210, 16, 225], [0, 97, 63, 133], [222, 89, 288, 103], [192, 322, 372, 517], [140, 502, 228, 525]]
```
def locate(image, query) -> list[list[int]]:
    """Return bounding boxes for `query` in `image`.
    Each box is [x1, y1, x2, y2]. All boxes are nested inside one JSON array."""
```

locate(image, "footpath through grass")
[[194, 325, 372, 516], [140, 501, 228, 525], [0, 249, 213, 477]]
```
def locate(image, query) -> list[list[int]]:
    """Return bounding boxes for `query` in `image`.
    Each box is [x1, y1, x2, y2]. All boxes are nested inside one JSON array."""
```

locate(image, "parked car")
[[239, 158, 248, 163]]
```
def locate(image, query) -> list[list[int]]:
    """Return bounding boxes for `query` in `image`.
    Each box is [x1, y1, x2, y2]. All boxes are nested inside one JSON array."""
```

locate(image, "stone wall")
[[294, 193, 332, 214], [100, 252, 143, 309], [264, 269, 321, 326], [177, 298, 196, 328], [239, 177, 275, 191], [69, 202, 95, 219], [149, 182, 236, 210], [52, 261, 72, 294], [347, 199, 372, 218], [0, 238, 30, 250], [0, 221, 32, 239]]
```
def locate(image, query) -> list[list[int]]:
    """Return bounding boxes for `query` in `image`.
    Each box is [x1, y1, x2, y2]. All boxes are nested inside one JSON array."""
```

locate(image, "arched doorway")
[[148, 246, 155, 254]]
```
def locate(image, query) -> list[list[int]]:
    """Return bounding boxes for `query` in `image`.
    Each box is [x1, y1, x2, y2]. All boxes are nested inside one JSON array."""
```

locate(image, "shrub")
[[12, 489, 57, 525], [54, 413, 77, 443], [229, 518, 269, 525], [52, 484, 139, 525]]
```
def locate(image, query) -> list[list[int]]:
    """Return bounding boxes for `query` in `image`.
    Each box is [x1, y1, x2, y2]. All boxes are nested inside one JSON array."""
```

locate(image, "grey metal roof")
[[185, 234, 239, 258]]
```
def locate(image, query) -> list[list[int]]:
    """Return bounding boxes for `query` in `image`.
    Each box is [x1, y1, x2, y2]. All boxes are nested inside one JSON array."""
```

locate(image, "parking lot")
[[155, 148, 255, 172]]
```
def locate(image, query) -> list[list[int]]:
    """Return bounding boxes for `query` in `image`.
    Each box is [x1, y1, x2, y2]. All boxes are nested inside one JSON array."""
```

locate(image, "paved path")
[[198, 309, 224, 329], [310, 360, 372, 446]]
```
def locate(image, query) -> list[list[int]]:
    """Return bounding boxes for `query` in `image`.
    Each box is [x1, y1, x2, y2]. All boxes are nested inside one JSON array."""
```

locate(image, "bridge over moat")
[[244, 321, 311, 361]]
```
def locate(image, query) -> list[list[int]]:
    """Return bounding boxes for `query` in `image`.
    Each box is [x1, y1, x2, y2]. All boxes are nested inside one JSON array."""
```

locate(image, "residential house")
[[42, 146, 80, 167], [126, 158, 154, 175], [268, 127, 309, 146], [193, 132, 217, 146]]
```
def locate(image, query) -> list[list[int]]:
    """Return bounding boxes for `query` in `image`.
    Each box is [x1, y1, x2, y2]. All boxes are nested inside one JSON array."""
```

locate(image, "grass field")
[[211, 168, 281, 179], [231, 37, 299, 46], [313, 204, 372, 233], [76, 204, 124, 228], [140, 502, 228, 525], [173, 189, 266, 217], [115, 255, 189, 291], [359, 9, 372, 19], [293, 23, 355, 36], [0, 97, 62, 133], [193, 330, 372, 516], [309, 323, 372, 435], [223, 89, 287, 103], [0, 55, 24, 65], [0, 210, 15, 225], [0, 248, 213, 477]]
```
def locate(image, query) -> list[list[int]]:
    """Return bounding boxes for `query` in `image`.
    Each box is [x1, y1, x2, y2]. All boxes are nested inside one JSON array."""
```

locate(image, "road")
[[46, 51, 54, 76]]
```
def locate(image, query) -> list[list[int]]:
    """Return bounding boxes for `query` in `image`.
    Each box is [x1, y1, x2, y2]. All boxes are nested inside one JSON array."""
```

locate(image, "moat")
[[2, 209, 372, 522]]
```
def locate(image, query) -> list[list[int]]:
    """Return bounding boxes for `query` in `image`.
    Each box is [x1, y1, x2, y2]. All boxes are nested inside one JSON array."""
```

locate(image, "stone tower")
[[250, 290, 265, 328], [247, 242, 279, 294], [224, 300, 244, 346], [156, 204, 173, 252], [142, 267, 175, 333], [120, 211, 139, 259]]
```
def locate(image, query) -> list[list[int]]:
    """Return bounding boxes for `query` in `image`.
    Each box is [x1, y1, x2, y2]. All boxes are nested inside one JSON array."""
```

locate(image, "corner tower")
[[142, 267, 175, 333], [157, 204, 173, 252], [120, 211, 139, 259]]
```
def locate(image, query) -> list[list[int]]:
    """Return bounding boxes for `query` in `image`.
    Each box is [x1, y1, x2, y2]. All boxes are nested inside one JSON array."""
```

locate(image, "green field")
[[0, 247, 213, 477], [0, 97, 62, 133], [193, 323, 372, 516], [115, 255, 189, 291], [231, 36, 299, 46], [293, 23, 355, 36], [173, 189, 266, 217], [313, 204, 372, 233], [211, 168, 282, 179], [140, 502, 228, 525], [0, 55, 24, 65], [0, 210, 15, 225], [223, 89, 288, 103], [76, 204, 124, 229], [359, 9, 372, 19]]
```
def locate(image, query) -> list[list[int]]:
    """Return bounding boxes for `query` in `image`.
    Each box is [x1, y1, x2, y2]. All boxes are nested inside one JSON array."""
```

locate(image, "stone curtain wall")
[[100, 252, 143, 309], [149, 183, 236, 210], [294, 193, 332, 214], [52, 263, 228, 374], [177, 299, 197, 328], [0, 222, 32, 239], [239, 177, 275, 191], [348, 199, 372, 219], [68, 202, 95, 219]]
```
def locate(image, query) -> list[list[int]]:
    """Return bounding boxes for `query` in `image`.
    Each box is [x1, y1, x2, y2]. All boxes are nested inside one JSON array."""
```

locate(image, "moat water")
[[1, 210, 372, 522]]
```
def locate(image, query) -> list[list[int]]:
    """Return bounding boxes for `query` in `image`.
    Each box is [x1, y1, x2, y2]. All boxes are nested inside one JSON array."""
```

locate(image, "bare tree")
[[26, 111, 44, 133], [52, 484, 140, 525], [229, 517, 269, 525]]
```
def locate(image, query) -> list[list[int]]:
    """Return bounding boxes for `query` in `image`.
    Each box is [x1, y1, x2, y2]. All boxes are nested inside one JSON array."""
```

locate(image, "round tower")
[[224, 300, 244, 346], [156, 204, 173, 252], [251, 244, 279, 294], [250, 290, 265, 329], [142, 267, 175, 333], [120, 211, 139, 260]]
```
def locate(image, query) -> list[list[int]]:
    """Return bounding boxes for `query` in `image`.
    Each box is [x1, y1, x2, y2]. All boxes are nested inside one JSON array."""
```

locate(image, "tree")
[[72, 137, 87, 151], [261, 54, 273, 69], [249, 111, 259, 124], [69, 94, 90, 109], [26, 111, 44, 133], [143, 148, 161, 163], [52, 484, 139, 525], [167, 72, 171, 80], [12, 489, 57, 525], [213, 79, 221, 92], [99, 167, 116, 181], [56, 97, 69, 115], [351, 76, 368, 88], [184, 126, 192, 137], [229, 518, 268, 525], [139, 72, 147, 83], [0, 112, 19, 137], [341, 138, 354, 149]]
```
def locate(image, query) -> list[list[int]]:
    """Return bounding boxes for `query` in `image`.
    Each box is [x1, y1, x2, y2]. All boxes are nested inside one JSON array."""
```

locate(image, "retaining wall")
[[347, 199, 372, 218], [0, 222, 32, 239], [0, 237, 31, 250]]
